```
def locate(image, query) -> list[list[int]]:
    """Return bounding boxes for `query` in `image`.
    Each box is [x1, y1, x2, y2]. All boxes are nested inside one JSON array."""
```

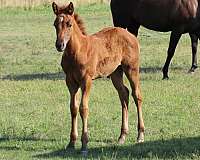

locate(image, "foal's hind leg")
[[111, 67, 129, 144], [124, 67, 144, 143]]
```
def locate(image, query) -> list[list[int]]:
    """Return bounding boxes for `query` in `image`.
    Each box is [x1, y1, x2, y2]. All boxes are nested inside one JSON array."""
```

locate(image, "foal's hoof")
[[118, 135, 126, 144], [81, 150, 88, 157], [65, 142, 75, 150], [80, 144, 88, 156], [137, 132, 144, 143]]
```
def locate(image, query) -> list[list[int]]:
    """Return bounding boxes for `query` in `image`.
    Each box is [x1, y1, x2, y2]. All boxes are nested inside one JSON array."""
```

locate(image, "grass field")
[[0, 0, 108, 8], [0, 3, 200, 160]]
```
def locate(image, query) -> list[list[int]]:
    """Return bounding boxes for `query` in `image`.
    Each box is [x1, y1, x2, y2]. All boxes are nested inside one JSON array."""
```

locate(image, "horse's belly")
[[141, 23, 172, 32], [134, 10, 172, 32]]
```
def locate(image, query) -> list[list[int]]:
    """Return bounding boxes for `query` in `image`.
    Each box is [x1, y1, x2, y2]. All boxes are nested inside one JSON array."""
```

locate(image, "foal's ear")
[[52, 2, 59, 15], [67, 2, 74, 15]]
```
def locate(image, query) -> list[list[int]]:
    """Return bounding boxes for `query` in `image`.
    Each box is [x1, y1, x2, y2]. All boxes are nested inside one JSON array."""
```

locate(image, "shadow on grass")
[[0, 136, 58, 151], [0, 146, 20, 151], [140, 66, 162, 73], [140, 66, 190, 73], [0, 136, 57, 142], [1, 72, 65, 81], [34, 136, 200, 159], [0, 66, 189, 81]]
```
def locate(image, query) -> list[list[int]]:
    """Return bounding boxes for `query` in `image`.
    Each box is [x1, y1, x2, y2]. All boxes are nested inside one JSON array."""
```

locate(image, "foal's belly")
[[93, 56, 121, 79]]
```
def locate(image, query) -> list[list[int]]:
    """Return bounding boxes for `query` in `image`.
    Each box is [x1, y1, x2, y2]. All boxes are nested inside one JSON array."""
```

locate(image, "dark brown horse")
[[52, 2, 144, 154], [111, 0, 199, 79]]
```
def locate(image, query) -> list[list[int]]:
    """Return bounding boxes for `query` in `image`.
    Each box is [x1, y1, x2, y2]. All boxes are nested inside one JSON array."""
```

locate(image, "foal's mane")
[[74, 13, 87, 35]]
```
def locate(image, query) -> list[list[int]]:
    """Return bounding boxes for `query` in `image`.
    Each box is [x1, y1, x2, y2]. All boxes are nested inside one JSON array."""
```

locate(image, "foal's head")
[[52, 2, 74, 52]]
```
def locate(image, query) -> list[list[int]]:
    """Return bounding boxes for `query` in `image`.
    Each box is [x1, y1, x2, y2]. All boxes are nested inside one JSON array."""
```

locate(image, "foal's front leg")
[[80, 76, 92, 154], [66, 79, 79, 149]]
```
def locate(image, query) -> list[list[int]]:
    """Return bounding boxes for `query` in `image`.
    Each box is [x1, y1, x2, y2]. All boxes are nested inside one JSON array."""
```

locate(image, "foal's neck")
[[67, 18, 86, 55]]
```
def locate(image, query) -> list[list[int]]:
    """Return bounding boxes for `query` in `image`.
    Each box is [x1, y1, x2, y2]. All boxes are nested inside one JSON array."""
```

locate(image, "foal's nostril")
[[56, 40, 65, 52], [56, 41, 60, 48], [56, 43, 61, 49], [55, 40, 65, 52]]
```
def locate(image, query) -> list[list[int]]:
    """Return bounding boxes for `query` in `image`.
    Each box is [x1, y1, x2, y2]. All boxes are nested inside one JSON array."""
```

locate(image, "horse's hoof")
[[137, 132, 144, 143], [162, 76, 169, 80], [188, 68, 195, 73], [188, 66, 198, 73], [188, 69, 195, 74], [188, 68, 196, 73], [118, 135, 126, 144]]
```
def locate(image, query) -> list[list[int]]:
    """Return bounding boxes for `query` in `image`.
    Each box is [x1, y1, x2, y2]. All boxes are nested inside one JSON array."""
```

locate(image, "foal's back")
[[89, 27, 140, 78], [91, 27, 140, 61]]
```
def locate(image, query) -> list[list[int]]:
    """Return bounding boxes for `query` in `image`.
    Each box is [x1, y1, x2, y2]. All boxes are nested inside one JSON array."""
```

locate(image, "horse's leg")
[[162, 31, 182, 79], [127, 21, 140, 37], [110, 66, 129, 144], [65, 79, 79, 149], [111, 12, 127, 28], [124, 66, 144, 143], [80, 76, 92, 154], [111, 9, 140, 36], [189, 33, 198, 73], [111, 10, 135, 32]]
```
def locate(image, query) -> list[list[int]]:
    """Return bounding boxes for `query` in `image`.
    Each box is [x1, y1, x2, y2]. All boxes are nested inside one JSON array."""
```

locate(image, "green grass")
[[0, 3, 200, 160]]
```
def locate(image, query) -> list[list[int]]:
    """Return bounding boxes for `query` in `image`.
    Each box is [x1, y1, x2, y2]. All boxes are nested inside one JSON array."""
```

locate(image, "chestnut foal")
[[52, 2, 144, 154]]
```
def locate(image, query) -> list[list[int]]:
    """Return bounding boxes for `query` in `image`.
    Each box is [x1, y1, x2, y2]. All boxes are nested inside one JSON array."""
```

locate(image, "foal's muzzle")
[[56, 40, 66, 52]]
